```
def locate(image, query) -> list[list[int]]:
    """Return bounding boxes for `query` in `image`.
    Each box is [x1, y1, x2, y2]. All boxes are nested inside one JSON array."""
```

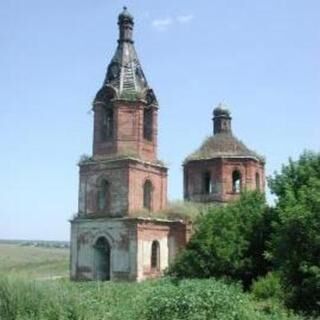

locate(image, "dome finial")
[[118, 6, 133, 21], [213, 102, 231, 117], [118, 6, 134, 43]]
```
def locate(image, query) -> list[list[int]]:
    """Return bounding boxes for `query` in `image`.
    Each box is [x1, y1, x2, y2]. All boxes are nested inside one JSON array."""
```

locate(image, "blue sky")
[[0, 1, 319, 241]]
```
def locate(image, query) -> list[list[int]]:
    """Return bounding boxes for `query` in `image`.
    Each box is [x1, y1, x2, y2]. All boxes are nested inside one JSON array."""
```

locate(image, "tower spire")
[[93, 6, 154, 102]]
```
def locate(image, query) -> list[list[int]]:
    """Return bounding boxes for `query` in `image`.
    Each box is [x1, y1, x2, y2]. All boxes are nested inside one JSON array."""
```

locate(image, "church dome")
[[185, 132, 264, 162], [185, 105, 264, 163]]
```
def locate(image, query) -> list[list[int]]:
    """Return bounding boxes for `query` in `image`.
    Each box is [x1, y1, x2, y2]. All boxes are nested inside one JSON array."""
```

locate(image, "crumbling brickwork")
[[93, 102, 158, 162], [70, 218, 188, 281], [184, 158, 265, 203]]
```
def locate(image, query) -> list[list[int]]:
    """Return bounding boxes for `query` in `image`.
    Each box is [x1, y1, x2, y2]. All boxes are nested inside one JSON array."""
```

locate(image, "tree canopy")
[[268, 151, 320, 314], [169, 191, 271, 288]]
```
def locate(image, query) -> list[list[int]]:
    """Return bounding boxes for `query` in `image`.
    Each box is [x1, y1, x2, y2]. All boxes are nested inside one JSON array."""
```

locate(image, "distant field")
[[0, 243, 69, 279]]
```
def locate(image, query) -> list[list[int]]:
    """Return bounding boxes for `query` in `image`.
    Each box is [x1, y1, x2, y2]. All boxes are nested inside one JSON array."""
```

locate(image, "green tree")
[[269, 151, 320, 314], [169, 191, 271, 288]]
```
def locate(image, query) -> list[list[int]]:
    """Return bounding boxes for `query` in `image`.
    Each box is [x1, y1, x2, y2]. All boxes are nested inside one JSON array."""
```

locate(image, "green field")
[[0, 243, 69, 279], [0, 243, 303, 320]]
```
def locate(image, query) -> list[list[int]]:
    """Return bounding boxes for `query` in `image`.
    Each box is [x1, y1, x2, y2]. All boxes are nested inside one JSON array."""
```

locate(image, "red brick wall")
[[79, 159, 167, 217], [79, 160, 129, 217], [127, 161, 167, 215], [184, 157, 265, 203], [137, 220, 189, 279], [93, 101, 158, 162]]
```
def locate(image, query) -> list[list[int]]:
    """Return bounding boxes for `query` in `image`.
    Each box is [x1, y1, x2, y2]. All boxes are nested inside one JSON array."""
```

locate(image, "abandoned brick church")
[[70, 8, 265, 281]]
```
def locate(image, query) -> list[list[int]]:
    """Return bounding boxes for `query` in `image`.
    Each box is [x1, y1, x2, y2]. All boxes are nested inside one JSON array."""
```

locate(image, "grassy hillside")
[[0, 243, 69, 279]]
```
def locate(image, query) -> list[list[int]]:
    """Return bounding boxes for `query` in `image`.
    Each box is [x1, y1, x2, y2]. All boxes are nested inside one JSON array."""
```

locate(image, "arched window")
[[232, 170, 241, 193], [98, 180, 110, 211], [255, 172, 260, 191], [203, 171, 212, 194], [151, 240, 160, 269], [101, 108, 113, 141], [143, 180, 152, 210], [143, 108, 153, 141]]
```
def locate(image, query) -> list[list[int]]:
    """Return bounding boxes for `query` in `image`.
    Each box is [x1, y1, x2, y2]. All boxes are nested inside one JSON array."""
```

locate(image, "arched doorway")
[[93, 237, 111, 281]]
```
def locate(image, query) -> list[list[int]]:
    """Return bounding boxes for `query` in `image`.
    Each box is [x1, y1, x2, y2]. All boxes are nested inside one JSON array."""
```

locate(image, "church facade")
[[70, 8, 265, 281]]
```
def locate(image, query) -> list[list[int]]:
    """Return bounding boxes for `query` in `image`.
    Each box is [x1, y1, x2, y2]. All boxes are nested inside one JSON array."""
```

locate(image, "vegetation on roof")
[[131, 200, 216, 222], [185, 134, 265, 163], [78, 153, 166, 167]]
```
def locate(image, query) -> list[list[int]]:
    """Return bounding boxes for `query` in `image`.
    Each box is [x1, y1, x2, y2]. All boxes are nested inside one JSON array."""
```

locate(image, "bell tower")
[[92, 7, 158, 162], [70, 8, 190, 282], [77, 7, 167, 217]]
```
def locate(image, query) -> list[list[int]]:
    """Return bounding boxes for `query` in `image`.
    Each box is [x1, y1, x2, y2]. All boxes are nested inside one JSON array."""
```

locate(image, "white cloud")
[[176, 14, 194, 24], [152, 18, 173, 31], [152, 14, 194, 31]]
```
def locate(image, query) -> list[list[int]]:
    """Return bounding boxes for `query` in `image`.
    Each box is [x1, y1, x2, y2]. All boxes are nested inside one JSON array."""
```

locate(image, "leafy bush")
[[143, 278, 265, 320], [143, 278, 302, 320], [168, 191, 272, 288], [269, 151, 320, 314], [251, 272, 283, 301], [78, 154, 93, 165]]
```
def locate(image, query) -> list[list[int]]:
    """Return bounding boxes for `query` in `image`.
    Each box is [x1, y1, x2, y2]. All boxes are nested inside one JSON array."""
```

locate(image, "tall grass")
[[0, 276, 302, 320]]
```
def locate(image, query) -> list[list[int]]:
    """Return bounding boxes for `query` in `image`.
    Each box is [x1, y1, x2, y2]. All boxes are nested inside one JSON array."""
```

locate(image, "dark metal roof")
[[103, 41, 149, 99], [94, 7, 157, 104], [184, 132, 265, 163]]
